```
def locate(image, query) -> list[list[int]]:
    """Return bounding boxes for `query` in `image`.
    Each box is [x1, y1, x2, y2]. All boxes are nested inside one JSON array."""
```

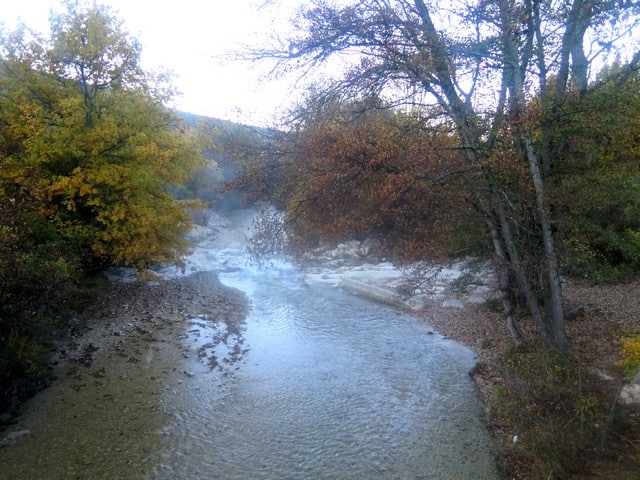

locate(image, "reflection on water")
[[0, 321, 179, 479], [0, 210, 498, 479], [182, 314, 248, 373], [152, 268, 497, 480]]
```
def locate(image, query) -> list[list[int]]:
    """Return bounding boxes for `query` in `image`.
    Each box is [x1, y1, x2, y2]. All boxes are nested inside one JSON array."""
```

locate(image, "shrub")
[[0, 214, 81, 416], [619, 334, 640, 378], [491, 342, 613, 479]]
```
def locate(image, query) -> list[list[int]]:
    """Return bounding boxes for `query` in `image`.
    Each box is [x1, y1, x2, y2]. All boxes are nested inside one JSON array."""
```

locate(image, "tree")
[[48, 1, 145, 127], [280, 94, 479, 261], [0, 1, 203, 268], [0, 1, 203, 412], [549, 67, 640, 282], [259, 0, 640, 350]]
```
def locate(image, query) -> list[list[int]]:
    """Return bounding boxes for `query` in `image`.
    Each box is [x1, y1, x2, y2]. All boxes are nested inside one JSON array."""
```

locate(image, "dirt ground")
[[420, 278, 640, 397]]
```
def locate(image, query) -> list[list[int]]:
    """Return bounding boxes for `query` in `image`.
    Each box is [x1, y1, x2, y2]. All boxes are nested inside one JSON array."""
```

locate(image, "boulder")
[[467, 296, 487, 304], [442, 299, 464, 309], [0, 429, 30, 448], [619, 372, 640, 405], [620, 383, 640, 406], [340, 278, 424, 310]]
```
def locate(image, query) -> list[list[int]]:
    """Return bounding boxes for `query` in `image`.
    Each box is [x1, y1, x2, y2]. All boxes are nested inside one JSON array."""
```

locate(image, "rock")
[[591, 368, 614, 382], [442, 299, 464, 309], [467, 296, 486, 304], [404, 297, 425, 310], [619, 371, 640, 405], [565, 305, 586, 320], [0, 429, 30, 448], [360, 237, 381, 256], [340, 278, 403, 308], [620, 383, 640, 406], [339, 278, 422, 310]]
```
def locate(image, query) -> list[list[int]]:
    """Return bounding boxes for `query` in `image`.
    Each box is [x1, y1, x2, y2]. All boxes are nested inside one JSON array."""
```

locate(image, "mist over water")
[[0, 208, 498, 479], [156, 208, 498, 479]]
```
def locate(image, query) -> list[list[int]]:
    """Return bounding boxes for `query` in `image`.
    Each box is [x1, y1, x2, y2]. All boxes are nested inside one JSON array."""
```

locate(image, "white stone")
[[405, 298, 425, 310], [467, 296, 486, 304], [0, 429, 30, 448], [442, 299, 464, 308], [620, 384, 640, 406], [591, 368, 614, 382]]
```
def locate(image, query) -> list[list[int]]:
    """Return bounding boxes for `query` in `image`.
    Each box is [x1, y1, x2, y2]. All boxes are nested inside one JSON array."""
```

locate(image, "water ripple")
[[152, 274, 497, 480]]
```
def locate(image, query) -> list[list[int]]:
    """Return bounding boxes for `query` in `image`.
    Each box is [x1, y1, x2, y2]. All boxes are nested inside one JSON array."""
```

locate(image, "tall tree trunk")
[[416, 0, 567, 349], [485, 215, 525, 344], [499, 0, 566, 350], [522, 134, 566, 349], [555, 0, 593, 96]]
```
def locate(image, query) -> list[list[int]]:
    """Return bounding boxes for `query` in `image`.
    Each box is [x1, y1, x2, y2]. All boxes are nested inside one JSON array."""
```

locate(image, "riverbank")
[[9, 262, 634, 479], [418, 276, 640, 401], [75, 265, 640, 479], [0, 270, 247, 438], [419, 278, 640, 479], [0, 271, 250, 477], [2, 261, 500, 479], [5, 202, 639, 478], [297, 242, 640, 477], [51, 270, 249, 379]]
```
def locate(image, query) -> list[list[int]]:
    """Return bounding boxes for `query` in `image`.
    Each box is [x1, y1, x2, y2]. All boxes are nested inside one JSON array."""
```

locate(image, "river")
[[0, 208, 498, 479]]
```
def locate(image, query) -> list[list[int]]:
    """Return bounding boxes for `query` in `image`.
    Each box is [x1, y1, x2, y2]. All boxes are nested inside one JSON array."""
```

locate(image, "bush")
[[491, 343, 614, 479], [0, 318, 59, 417], [619, 335, 640, 378], [0, 212, 81, 416], [246, 208, 291, 267]]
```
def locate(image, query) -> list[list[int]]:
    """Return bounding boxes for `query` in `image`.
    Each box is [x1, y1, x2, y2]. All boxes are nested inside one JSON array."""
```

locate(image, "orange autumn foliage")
[[282, 106, 484, 261]]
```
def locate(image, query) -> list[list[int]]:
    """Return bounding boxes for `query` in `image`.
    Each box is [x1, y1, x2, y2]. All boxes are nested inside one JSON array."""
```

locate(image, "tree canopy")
[[0, 1, 203, 269], [254, 0, 640, 350]]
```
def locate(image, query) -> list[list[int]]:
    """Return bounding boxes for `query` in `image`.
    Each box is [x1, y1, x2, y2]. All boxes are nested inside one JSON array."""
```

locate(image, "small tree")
[[282, 94, 477, 261]]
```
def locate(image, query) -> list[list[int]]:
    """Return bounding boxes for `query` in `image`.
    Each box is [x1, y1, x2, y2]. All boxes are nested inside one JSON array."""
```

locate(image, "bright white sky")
[[2, 0, 306, 126]]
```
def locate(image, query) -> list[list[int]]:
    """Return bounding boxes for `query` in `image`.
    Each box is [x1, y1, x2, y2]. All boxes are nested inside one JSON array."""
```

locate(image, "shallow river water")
[[0, 209, 498, 479]]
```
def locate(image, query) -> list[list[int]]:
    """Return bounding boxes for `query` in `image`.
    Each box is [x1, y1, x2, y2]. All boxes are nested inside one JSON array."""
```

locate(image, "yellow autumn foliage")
[[619, 335, 640, 377], [0, 2, 205, 268]]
